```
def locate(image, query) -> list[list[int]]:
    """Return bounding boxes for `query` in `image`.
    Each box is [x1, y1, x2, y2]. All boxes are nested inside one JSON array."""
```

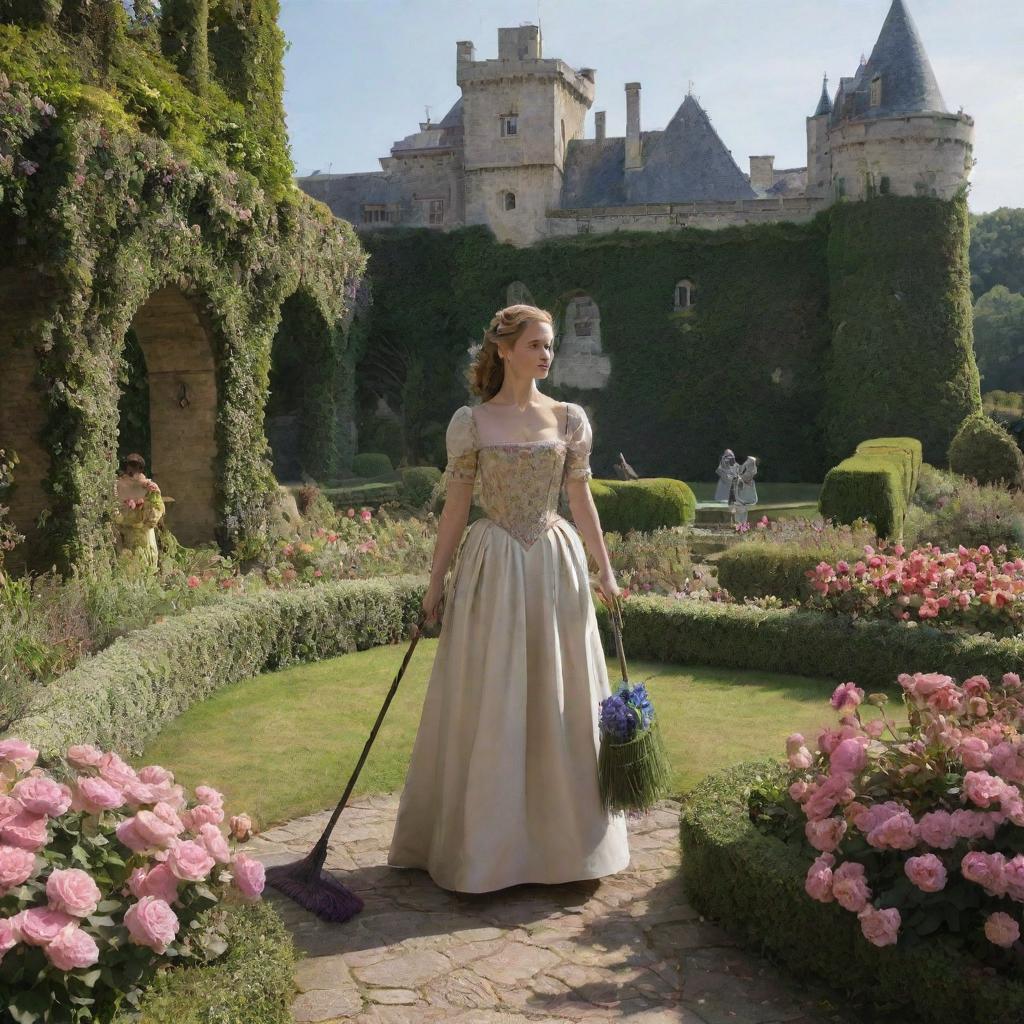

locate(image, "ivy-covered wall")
[[355, 195, 979, 482], [0, 9, 366, 570]]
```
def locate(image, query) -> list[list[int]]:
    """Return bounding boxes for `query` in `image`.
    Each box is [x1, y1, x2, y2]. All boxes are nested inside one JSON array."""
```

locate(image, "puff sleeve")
[[564, 403, 594, 482], [444, 406, 478, 485]]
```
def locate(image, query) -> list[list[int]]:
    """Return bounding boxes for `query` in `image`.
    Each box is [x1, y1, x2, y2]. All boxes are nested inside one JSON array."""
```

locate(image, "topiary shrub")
[[400, 466, 441, 509], [351, 452, 394, 478], [948, 413, 1024, 488], [716, 541, 863, 603], [855, 437, 923, 498], [819, 451, 907, 540], [589, 478, 696, 534]]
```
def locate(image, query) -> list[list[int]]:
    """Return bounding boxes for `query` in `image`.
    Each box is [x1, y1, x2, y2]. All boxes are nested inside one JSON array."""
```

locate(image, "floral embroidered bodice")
[[443, 402, 594, 550]]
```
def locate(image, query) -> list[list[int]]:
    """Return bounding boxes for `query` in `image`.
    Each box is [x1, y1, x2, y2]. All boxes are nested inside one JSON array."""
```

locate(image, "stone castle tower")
[[298, 0, 973, 246]]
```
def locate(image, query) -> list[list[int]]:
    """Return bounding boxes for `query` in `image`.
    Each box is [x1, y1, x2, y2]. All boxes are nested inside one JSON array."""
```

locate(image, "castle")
[[297, 0, 974, 247]]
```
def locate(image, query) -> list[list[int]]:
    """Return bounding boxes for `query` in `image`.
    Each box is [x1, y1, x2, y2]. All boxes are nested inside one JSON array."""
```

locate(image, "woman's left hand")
[[595, 568, 621, 609]]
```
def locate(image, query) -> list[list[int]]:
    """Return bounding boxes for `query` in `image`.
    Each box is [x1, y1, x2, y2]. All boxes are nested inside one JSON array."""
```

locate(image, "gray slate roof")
[[813, 76, 832, 116], [832, 0, 946, 122], [560, 94, 755, 208]]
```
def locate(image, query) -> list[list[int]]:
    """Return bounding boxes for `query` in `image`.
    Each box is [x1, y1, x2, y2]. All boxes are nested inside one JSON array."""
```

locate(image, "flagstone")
[[350, 949, 453, 988]]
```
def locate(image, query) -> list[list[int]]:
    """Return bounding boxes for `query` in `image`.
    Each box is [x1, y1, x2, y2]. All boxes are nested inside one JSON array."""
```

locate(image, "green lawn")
[[138, 642, 903, 831]]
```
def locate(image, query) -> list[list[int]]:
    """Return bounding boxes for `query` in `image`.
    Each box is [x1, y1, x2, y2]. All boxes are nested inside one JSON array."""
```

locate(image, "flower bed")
[[679, 759, 1024, 1022], [805, 542, 1024, 636], [0, 737, 284, 1023]]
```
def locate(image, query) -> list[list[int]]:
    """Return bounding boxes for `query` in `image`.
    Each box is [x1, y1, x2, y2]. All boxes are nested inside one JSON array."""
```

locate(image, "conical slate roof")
[[622, 94, 756, 203], [813, 75, 832, 116], [842, 0, 947, 121]]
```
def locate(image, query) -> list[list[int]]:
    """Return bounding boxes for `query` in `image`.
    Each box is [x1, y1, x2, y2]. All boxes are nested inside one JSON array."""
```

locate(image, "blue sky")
[[280, 0, 1023, 213]]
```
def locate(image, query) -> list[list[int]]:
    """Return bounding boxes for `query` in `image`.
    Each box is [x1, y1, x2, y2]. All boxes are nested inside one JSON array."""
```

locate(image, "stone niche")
[[549, 294, 611, 390]]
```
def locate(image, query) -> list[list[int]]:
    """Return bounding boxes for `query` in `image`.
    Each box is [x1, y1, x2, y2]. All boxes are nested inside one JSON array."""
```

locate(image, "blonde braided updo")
[[467, 304, 554, 400]]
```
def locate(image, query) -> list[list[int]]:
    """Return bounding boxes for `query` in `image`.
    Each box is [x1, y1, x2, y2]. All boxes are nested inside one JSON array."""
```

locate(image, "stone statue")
[[734, 456, 759, 524], [714, 449, 738, 502], [614, 451, 639, 481], [114, 453, 165, 570]]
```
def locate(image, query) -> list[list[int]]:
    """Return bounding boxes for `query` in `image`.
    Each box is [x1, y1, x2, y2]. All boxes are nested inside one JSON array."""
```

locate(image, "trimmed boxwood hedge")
[[351, 452, 394, 478], [113, 898, 297, 1024], [592, 595, 1024, 691], [948, 412, 1024, 488], [819, 450, 907, 540], [589, 478, 696, 533], [715, 541, 863, 603], [856, 436, 923, 496], [5, 575, 426, 762], [679, 760, 1024, 1022]]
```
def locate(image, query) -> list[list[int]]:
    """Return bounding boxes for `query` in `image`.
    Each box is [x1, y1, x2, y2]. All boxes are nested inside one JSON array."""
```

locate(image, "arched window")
[[506, 281, 534, 306], [504, 191, 516, 211], [673, 279, 694, 311]]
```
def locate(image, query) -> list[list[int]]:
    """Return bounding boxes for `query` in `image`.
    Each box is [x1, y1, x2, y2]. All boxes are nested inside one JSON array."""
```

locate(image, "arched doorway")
[[0, 269, 48, 572], [550, 292, 611, 390], [126, 286, 219, 547], [265, 291, 338, 482]]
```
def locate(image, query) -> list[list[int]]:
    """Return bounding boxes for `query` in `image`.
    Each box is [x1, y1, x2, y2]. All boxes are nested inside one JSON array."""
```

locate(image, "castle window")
[[500, 114, 518, 137], [427, 199, 444, 224], [673, 279, 694, 311], [504, 191, 516, 211], [574, 320, 592, 337], [869, 74, 882, 108], [361, 204, 389, 224], [880, 175, 891, 195]]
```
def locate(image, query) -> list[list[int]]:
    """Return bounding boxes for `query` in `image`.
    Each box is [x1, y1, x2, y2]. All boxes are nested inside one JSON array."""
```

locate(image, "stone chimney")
[[625, 83, 641, 170], [595, 111, 606, 142], [456, 40, 475, 69], [749, 155, 775, 192]]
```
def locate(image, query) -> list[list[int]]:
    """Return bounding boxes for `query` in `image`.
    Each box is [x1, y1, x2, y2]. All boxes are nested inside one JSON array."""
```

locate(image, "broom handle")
[[610, 594, 629, 683], [310, 611, 426, 854]]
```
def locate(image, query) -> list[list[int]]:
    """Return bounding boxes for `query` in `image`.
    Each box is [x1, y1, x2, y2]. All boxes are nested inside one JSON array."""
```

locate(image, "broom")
[[265, 611, 428, 923], [597, 594, 672, 814]]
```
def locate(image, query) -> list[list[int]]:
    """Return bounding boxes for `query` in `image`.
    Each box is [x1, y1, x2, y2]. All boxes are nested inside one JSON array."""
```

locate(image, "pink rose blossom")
[[115, 817, 153, 854], [132, 809, 180, 849], [0, 739, 39, 773], [166, 840, 215, 882], [788, 781, 810, 802], [45, 868, 101, 918], [804, 853, 835, 902], [1003, 855, 1024, 902], [73, 776, 124, 814], [867, 810, 918, 850], [832, 861, 872, 912], [0, 811, 48, 851], [138, 765, 175, 787], [958, 737, 991, 770], [963, 676, 991, 697], [788, 747, 814, 771], [917, 810, 957, 849], [0, 916, 17, 962], [1003, 673, 1022, 690], [857, 905, 900, 947], [0, 845, 37, 890], [16, 906, 75, 946], [830, 737, 869, 775], [984, 912, 1020, 948], [232, 852, 265, 901], [830, 682, 864, 712], [45, 922, 100, 971], [905, 854, 947, 893], [124, 896, 179, 954], [962, 851, 1008, 896], [133, 862, 179, 904], [98, 751, 137, 790], [197, 823, 230, 864], [66, 745, 104, 769], [964, 770, 1007, 808], [194, 785, 224, 809], [229, 814, 253, 842], [11, 777, 71, 818], [182, 802, 224, 830]]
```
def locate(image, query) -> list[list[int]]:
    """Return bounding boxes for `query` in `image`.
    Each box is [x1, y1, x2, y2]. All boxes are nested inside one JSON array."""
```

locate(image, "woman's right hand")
[[421, 580, 445, 627]]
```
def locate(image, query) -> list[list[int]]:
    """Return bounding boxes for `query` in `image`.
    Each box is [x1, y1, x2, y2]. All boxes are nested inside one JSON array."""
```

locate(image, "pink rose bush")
[[0, 737, 262, 1022], [754, 672, 1024, 963], [805, 542, 1024, 636]]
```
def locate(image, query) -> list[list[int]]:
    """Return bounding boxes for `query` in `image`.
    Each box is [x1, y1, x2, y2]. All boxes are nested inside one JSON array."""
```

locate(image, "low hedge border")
[[593, 595, 1024, 690], [715, 542, 863, 603], [679, 760, 1024, 1022], [112, 899, 297, 1024], [5, 575, 426, 762]]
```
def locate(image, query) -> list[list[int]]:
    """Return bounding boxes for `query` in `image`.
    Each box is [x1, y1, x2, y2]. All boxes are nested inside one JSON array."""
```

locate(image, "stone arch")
[[127, 285, 219, 547], [0, 269, 49, 570], [673, 278, 695, 311], [550, 291, 611, 390], [265, 290, 339, 482]]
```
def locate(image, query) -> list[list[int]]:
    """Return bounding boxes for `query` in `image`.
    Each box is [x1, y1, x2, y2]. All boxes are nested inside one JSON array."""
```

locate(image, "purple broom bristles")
[[264, 615, 426, 923]]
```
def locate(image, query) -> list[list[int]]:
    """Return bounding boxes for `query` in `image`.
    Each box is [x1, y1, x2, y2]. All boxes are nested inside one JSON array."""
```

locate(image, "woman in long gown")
[[387, 304, 631, 893]]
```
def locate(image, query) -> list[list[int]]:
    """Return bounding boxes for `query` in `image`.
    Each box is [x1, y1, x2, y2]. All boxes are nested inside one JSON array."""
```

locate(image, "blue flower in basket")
[[599, 681, 656, 743]]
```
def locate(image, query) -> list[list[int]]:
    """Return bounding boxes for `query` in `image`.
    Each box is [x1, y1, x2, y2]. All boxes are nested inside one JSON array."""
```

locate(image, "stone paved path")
[[247, 794, 858, 1024]]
